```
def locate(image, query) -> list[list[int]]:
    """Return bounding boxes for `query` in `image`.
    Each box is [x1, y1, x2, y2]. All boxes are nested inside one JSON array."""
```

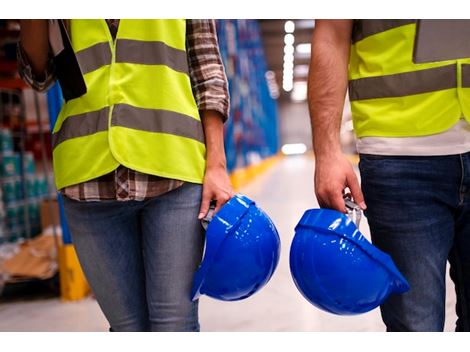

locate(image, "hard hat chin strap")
[[343, 195, 362, 228]]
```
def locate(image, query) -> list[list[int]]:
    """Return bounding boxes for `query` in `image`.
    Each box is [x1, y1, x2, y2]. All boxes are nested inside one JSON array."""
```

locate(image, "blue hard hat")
[[290, 208, 410, 315], [191, 194, 280, 301]]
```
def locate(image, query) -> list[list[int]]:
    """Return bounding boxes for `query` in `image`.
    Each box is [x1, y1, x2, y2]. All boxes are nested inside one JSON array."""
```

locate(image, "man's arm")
[[308, 20, 366, 212]]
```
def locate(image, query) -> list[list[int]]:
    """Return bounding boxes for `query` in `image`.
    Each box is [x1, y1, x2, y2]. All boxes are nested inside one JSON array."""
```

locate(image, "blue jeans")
[[62, 183, 205, 332], [359, 153, 470, 331]]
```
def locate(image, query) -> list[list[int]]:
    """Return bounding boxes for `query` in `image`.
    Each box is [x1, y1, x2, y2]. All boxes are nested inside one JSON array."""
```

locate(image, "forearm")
[[198, 109, 232, 217], [308, 20, 352, 160], [19, 20, 49, 80], [307, 20, 365, 211], [201, 110, 227, 170]]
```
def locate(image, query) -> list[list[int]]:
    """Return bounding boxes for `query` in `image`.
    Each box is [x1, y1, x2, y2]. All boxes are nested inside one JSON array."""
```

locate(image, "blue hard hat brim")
[[296, 209, 410, 294], [191, 266, 205, 301], [191, 194, 254, 301], [290, 208, 410, 314]]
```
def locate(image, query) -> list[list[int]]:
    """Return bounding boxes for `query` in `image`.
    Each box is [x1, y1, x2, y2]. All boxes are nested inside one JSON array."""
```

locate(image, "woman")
[[19, 19, 233, 332]]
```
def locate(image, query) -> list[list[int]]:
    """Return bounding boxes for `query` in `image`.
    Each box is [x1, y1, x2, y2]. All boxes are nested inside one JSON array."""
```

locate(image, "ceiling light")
[[265, 70, 280, 99], [291, 81, 308, 102], [296, 43, 311, 55], [294, 64, 309, 77], [284, 34, 295, 46], [265, 70, 275, 80], [295, 20, 315, 29], [283, 65, 294, 73], [284, 44, 294, 53], [283, 52, 294, 63], [281, 143, 307, 155], [284, 64, 294, 71], [283, 72, 294, 80], [283, 81, 293, 92], [284, 20, 295, 33]]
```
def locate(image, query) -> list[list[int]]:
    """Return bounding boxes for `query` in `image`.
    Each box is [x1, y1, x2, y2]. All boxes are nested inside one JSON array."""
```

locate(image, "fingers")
[[198, 189, 233, 220], [346, 170, 367, 210], [316, 188, 346, 213], [198, 192, 211, 220], [213, 191, 232, 214], [314, 157, 365, 213], [315, 169, 347, 212], [328, 190, 347, 213]]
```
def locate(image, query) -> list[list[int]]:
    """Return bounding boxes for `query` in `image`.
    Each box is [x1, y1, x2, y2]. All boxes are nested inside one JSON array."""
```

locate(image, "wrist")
[[205, 160, 227, 171], [314, 145, 343, 161]]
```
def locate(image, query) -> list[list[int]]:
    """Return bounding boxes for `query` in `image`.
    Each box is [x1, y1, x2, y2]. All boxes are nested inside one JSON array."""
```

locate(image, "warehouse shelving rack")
[[0, 21, 61, 297]]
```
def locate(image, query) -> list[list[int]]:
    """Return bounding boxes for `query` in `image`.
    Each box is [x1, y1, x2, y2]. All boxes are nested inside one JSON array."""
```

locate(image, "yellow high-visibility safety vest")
[[52, 19, 206, 190], [349, 20, 470, 138]]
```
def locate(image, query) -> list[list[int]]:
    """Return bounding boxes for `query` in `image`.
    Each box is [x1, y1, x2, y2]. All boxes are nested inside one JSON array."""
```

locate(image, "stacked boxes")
[[0, 129, 50, 243], [0, 180, 4, 243], [0, 81, 56, 244]]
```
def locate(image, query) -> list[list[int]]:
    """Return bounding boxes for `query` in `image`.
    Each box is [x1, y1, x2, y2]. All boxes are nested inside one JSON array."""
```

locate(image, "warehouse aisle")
[[0, 155, 458, 331]]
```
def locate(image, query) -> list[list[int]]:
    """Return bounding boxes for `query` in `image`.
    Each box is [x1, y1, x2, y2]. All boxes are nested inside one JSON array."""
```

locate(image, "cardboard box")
[[2, 234, 58, 281]]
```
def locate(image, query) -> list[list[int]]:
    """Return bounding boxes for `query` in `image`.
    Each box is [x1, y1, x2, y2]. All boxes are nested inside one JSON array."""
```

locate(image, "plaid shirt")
[[18, 19, 229, 201]]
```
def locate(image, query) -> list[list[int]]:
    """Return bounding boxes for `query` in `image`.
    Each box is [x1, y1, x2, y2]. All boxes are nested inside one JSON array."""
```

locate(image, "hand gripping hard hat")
[[191, 194, 280, 301], [289, 199, 410, 315]]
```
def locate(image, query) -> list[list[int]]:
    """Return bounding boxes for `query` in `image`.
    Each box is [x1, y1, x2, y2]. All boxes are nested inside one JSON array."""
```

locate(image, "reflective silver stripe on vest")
[[462, 64, 470, 88], [349, 65, 457, 101], [352, 19, 416, 44], [111, 104, 204, 143], [115, 39, 189, 74], [52, 107, 109, 149], [75, 42, 112, 75], [52, 105, 203, 148]]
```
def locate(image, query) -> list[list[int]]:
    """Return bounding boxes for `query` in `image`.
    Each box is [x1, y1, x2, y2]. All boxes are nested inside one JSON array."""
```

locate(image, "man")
[[19, 19, 233, 331], [308, 19, 470, 331]]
